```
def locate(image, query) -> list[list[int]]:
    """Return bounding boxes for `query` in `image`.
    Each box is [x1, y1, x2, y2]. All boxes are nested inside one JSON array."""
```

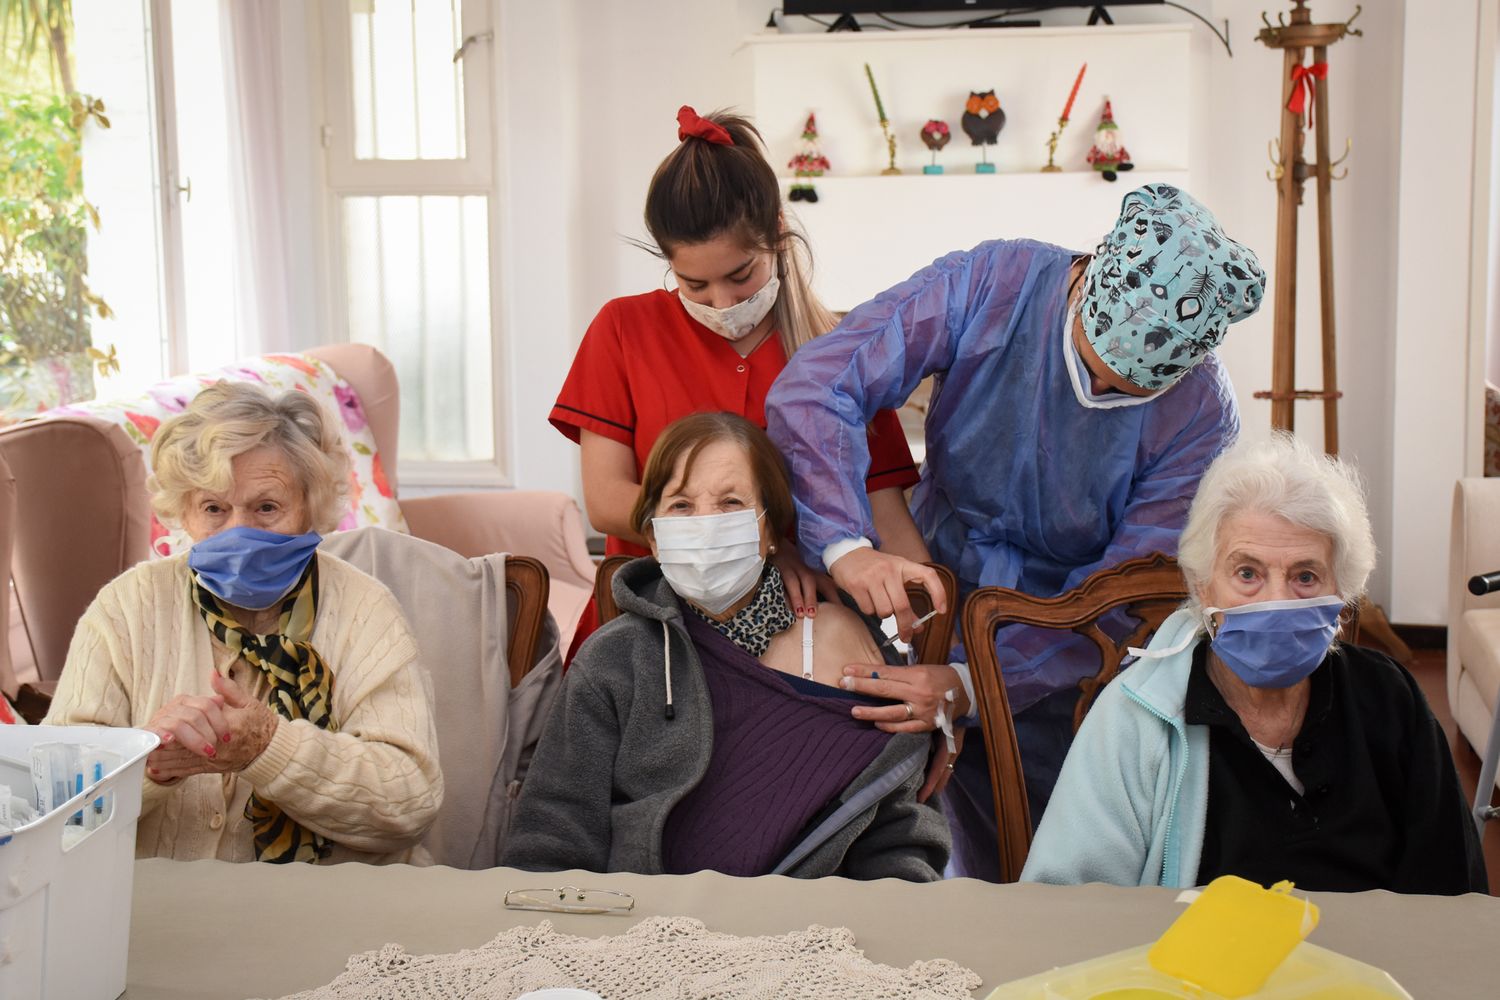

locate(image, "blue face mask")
[[188, 526, 322, 610], [1206, 595, 1344, 688]]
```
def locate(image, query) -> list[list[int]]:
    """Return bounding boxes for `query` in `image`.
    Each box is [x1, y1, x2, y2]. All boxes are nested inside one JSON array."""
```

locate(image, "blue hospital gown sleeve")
[[767, 248, 1005, 568]]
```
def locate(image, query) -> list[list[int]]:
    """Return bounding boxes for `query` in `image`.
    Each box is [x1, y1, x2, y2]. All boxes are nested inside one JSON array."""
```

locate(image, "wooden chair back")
[[505, 556, 550, 686], [908, 563, 959, 664], [960, 551, 1188, 882], [594, 554, 634, 626], [595, 556, 958, 665]]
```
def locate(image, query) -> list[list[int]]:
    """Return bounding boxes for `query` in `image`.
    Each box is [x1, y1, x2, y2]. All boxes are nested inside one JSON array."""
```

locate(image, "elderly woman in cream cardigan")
[[46, 382, 442, 864]]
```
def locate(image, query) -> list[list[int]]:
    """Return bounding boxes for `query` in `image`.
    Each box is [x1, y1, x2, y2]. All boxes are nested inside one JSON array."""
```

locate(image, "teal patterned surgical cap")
[[1080, 184, 1266, 392]]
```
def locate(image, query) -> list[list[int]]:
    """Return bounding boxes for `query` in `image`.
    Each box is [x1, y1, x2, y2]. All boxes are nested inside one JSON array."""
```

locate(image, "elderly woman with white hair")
[[46, 382, 443, 864], [1023, 435, 1485, 893]]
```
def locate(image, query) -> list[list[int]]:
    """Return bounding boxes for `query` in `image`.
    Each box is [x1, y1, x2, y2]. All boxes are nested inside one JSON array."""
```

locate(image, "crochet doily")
[[266, 916, 981, 999]]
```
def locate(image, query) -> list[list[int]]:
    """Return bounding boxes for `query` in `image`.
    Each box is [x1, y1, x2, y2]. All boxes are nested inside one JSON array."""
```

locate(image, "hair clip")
[[677, 105, 733, 146], [504, 885, 636, 916]]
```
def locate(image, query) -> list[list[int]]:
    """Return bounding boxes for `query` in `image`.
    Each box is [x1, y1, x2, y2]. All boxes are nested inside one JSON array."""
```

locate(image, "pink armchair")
[[0, 343, 594, 694]]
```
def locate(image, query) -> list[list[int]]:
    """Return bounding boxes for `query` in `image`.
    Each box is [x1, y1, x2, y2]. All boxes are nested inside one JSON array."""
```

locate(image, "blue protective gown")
[[766, 239, 1239, 714]]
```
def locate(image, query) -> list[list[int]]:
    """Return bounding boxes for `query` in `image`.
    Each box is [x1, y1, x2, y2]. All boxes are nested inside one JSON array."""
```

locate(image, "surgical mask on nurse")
[[679, 275, 780, 341], [670, 236, 781, 343]]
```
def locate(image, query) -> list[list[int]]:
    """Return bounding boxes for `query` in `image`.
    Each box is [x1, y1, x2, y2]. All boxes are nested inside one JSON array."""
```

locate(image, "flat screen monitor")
[[783, 1, 1162, 13]]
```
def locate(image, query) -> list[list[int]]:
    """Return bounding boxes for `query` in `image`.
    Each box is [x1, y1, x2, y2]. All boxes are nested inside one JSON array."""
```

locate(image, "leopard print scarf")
[[687, 564, 796, 657]]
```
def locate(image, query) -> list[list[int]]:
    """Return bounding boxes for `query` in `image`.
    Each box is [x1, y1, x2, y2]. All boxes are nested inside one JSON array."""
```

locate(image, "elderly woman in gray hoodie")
[[504, 412, 949, 880]]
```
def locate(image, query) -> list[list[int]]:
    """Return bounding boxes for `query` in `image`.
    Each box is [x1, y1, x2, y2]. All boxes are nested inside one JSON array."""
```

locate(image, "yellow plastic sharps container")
[[985, 876, 1411, 1000], [1146, 876, 1318, 994]]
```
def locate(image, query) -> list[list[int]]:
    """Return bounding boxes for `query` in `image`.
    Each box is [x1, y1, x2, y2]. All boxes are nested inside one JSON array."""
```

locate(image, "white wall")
[[1389, 0, 1492, 624], [491, 0, 588, 497]]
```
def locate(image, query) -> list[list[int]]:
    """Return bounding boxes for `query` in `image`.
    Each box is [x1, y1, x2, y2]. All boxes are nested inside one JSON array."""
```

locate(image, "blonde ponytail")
[[773, 219, 839, 357]]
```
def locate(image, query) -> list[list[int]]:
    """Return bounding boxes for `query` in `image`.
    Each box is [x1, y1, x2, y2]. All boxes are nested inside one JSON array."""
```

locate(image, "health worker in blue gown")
[[765, 184, 1266, 881]]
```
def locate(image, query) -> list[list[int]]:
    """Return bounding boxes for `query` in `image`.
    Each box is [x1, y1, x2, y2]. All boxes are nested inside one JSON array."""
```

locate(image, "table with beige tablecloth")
[[125, 860, 1500, 999]]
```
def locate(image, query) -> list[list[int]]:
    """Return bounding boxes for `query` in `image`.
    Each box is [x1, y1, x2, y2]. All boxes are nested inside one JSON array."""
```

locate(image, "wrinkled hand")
[[828, 548, 947, 641], [918, 726, 966, 804], [770, 541, 838, 618], [145, 671, 278, 783], [841, 663, 971, 732]]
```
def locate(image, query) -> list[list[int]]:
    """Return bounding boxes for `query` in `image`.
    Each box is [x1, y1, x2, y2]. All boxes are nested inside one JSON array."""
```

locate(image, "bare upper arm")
[[579, 430, 643, 538]]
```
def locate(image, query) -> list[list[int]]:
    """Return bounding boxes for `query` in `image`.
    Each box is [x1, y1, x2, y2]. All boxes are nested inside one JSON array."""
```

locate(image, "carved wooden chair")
[[594, 556, 959, 664], [504, 555, 550, 686], [961, 552, 1189, 882], [594, 554, 634, 627]]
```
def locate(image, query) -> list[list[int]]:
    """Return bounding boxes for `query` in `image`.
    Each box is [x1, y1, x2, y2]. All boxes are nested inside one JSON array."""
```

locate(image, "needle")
[[880, 610, 938, 649]]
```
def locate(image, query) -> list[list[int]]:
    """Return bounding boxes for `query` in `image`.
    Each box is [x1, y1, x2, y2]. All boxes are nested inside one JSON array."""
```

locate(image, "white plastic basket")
[[0, 725, 159, 1000]]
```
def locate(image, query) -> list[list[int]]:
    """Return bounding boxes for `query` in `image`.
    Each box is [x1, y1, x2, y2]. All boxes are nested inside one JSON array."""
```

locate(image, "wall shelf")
[[743, 24, 1196, 310], [782, 170, 1191, 311]]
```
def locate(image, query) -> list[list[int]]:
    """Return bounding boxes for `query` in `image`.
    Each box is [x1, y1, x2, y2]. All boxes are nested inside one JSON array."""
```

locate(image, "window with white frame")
[[320, 0, 502, 485]]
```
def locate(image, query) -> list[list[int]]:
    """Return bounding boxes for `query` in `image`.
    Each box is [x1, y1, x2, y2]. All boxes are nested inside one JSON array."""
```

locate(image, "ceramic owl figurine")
[[961, 91, 1005, 146]]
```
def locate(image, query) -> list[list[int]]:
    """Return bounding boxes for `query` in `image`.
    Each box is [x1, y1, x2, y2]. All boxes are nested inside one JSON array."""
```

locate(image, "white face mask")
[[678, 274, 780, 342], [652, 508, 767, 615], [1062, 300, 1153, 411]]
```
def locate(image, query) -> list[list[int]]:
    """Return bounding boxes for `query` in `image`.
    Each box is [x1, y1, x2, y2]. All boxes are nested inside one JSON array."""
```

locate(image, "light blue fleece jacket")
[[1021, 607, 1211, 888]]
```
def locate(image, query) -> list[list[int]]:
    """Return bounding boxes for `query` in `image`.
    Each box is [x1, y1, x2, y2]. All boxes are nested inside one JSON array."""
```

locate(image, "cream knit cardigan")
[[45, 551, 444, 865]]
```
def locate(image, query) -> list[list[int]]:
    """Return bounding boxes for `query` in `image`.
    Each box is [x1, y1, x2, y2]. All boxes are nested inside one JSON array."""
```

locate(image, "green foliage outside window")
[[0, 0, 114, 419]]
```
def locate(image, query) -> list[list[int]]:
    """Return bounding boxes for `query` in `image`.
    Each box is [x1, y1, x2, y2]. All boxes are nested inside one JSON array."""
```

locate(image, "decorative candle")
[[864, 63, 888, 123], [1061, 63, 1087, 123]]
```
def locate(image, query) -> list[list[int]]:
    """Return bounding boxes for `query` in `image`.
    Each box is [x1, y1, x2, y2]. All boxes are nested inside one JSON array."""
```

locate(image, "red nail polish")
[[148, 767, 158, 776], [162, 733, 174, 745], [203, 745, 216, 757], [222, 733, 232, 743]]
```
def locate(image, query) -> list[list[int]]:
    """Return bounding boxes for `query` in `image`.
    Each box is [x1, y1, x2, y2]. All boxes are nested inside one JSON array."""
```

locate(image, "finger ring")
[[904, 702, 915, 721]]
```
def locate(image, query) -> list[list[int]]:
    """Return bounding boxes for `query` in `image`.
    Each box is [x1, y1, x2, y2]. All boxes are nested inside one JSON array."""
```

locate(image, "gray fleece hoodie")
[[503, 557, 950, 881]]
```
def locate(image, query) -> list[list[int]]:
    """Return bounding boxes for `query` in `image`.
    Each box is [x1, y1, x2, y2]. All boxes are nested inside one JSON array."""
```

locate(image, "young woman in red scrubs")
[[551, 107, 931, 657]]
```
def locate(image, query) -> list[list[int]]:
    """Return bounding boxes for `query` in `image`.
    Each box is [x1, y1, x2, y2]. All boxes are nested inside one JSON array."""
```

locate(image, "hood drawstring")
[[662, 620, 675, 720]]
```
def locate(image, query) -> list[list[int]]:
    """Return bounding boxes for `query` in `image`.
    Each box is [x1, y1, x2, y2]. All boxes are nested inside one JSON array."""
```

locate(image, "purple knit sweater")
[[660, 613, 893, 876]]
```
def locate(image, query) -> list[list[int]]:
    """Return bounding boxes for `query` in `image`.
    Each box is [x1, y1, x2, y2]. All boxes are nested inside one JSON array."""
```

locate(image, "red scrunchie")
[[677, 105, 733, 146]]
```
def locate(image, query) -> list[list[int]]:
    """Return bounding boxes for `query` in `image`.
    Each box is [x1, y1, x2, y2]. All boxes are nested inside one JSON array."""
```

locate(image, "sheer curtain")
[[221, 0, 296, 357]]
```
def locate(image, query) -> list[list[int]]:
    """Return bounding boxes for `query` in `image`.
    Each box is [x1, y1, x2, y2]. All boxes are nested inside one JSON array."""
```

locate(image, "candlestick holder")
[[1041, 117, 1068, 173], [880, 120, 900, 175], [864, 63, 902, 176]]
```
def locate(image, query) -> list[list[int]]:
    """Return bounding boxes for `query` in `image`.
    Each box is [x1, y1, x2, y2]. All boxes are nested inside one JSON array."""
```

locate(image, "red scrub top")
[[551, 289, 921, 560]]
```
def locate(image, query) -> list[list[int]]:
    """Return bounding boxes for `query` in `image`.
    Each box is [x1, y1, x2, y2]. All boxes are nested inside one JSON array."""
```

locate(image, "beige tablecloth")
[[126, 860, 1500, 999]]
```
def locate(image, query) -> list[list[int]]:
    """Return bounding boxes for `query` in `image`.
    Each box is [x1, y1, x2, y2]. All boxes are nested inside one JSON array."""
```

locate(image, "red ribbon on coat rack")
[[1287, 61, 1329, 128]]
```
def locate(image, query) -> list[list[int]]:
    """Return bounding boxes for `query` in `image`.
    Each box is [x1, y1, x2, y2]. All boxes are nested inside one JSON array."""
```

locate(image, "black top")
[[1187, 642, 1487, 895]]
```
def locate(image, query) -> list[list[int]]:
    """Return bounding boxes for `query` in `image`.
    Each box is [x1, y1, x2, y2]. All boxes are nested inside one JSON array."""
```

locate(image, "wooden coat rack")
[[1255, 0, 1360, 451], [1257, 2, 1413, 663]]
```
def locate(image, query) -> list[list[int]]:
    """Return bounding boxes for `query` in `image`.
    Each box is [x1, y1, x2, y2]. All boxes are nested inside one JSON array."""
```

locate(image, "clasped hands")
[[144, 670, 277, 784]]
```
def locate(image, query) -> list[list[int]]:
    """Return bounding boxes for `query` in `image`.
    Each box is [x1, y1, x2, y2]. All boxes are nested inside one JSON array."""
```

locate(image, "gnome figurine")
[[787, 113, 831, 203], [1086, 98, 1134, 182]]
